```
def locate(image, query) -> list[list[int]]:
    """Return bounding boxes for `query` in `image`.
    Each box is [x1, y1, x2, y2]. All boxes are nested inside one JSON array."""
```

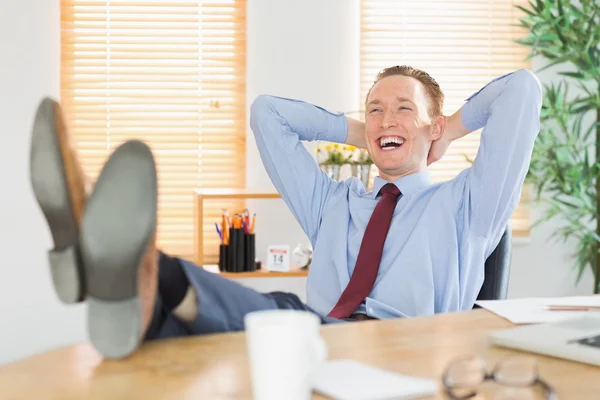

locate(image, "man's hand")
[[427, 134, 451, 166], [345, 117, 367, 149], [427, 109, 471, 166]]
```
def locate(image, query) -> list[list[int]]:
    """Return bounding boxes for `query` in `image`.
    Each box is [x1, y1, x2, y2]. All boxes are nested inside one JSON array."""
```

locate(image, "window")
[[60, 0, 247, 260], [360, 0, 531, 236]]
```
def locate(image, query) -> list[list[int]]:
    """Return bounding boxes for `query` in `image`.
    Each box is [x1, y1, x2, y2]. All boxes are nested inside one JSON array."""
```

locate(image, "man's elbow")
[[249, 94, 274, 131], [511, 68, 543, 104]]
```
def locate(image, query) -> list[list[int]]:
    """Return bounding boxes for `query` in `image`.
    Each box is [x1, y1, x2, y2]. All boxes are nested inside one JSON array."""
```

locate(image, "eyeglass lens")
[[494, 356, 538, 386], [445, 355, 541, 399]]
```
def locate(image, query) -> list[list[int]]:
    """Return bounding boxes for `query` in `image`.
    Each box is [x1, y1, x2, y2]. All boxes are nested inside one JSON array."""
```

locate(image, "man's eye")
[[369, 108, 382, 114], [400, 106, 412, 111]]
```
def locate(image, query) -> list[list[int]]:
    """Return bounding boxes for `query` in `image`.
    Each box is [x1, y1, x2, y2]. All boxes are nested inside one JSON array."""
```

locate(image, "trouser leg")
[[145, 257, 343, 340]]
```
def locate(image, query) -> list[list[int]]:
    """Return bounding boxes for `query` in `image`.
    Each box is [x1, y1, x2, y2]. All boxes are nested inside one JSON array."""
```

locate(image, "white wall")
[[242, 0, 359, 298], [0, 0, 594, 365], [0, 0, 87, 365]]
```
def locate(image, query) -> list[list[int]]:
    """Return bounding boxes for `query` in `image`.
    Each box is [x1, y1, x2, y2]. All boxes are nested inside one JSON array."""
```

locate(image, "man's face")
[[365, 75, 441, 179]]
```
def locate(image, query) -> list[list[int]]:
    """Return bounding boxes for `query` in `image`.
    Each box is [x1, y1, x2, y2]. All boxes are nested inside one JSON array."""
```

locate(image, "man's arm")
[[345, 117, 367, 149], [442, 69, 543, 243], [249, 95, 348, 243]]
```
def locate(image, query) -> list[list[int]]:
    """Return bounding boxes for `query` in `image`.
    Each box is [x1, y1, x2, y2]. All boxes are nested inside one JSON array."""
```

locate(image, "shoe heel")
[[48, 246, 85, 303]]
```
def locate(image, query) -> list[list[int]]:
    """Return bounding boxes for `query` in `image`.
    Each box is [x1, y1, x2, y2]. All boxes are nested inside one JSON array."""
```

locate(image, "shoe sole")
[[80, 140, 157, 359], [30, 98, 85, 304]]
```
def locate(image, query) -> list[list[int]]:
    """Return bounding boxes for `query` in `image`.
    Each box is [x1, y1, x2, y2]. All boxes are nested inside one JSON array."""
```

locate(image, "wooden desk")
[[1, 310, 598, 399]]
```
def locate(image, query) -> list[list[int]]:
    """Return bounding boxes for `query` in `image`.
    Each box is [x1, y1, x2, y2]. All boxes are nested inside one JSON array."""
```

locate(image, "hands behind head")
[[427, 135, 451, 166], [427, 112, 470, 166], [426, 115, 451, 166]]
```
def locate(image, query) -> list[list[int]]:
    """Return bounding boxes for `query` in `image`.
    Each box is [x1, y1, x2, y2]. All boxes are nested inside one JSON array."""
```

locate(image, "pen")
[[541, 305, 600, 311], [215, 222, 222, 243], [243, 209, 249, 229]]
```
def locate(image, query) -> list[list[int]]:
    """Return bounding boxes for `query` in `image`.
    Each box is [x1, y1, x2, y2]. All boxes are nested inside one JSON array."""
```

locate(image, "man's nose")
[[380, 110, 397, 129]]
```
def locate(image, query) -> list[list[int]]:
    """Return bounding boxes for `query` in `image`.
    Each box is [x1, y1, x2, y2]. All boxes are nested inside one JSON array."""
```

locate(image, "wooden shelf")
[[194, 188, 281, 199], [194, 188, 282, 265], [202, 264, 308, 278]]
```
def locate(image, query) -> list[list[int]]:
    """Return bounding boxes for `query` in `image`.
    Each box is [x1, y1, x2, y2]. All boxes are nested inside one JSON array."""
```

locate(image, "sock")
[[157, 251, 190, 310]]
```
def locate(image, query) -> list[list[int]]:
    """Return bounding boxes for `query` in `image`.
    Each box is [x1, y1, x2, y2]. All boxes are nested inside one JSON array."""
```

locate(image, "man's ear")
[[430, 115, 445, 140]]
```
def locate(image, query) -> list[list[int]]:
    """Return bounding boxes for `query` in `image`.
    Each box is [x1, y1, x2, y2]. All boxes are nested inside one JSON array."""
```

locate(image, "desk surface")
[[1, 310, 598, 399]]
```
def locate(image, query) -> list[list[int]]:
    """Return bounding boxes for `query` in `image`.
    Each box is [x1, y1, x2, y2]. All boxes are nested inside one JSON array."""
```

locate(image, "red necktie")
[[328, 183, 401, 319]]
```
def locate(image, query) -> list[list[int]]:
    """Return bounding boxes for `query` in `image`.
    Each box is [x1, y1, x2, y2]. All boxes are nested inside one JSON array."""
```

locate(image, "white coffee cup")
[[244, 310, 328, 400]]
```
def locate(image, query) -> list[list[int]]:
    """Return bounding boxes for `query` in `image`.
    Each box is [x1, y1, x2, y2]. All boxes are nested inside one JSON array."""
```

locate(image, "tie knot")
[[379, 183, 401, 199]]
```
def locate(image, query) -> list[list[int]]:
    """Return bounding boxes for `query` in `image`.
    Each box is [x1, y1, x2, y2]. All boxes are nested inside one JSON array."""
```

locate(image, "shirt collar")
[[371, 171, 433, 199]]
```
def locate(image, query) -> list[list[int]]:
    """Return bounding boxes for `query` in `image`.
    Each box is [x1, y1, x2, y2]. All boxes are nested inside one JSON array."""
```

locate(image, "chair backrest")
[[476, 223, 512, 302]]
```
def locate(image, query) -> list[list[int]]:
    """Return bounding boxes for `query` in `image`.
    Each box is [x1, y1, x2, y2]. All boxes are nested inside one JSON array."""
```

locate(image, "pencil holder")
[[235, 228, 244, 272], [218, 244, 227, 272], [227, 227, 236, 272], [245, 233, 255, 272]]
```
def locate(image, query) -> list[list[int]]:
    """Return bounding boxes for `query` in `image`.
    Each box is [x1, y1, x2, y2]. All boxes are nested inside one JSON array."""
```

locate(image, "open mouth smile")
[[378, 135, 405, 151]]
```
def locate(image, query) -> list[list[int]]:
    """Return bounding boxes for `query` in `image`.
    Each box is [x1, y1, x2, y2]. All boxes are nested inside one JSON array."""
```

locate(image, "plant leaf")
[[516, 5, 536, 18]]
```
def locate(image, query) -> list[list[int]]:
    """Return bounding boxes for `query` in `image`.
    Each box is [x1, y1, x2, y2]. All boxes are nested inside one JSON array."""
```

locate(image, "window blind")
[[360, 0, 532, 236], [61, 0, 247, 261]]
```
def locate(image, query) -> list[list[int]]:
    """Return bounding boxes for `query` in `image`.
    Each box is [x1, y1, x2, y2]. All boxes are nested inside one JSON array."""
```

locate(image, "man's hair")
[[366, 65, 444, 118]]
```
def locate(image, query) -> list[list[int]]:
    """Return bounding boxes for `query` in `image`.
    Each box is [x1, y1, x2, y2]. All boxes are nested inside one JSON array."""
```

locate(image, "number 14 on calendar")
[[266, 245, 290, 272]]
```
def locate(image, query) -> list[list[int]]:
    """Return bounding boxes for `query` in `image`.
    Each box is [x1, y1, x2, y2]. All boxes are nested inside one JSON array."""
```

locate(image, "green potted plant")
[[516, 0, 600, 293]]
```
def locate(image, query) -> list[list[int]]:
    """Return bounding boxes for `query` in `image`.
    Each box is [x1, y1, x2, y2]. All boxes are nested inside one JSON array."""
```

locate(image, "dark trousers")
[[145, 257, 343, 340]]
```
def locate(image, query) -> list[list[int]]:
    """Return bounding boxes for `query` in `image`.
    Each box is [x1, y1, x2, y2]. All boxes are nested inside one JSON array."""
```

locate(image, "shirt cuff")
[[461, 96, 486, 132], [320, 111, 348, 144], [461, 72, 513, 132]]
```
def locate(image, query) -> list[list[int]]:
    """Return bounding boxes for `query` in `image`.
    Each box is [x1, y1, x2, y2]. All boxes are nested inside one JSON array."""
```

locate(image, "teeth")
[[380, 137, 404, 147]]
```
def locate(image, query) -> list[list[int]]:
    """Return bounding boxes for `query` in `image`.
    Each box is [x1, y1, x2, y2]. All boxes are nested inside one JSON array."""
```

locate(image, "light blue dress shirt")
[[249, 69, 542, 319]]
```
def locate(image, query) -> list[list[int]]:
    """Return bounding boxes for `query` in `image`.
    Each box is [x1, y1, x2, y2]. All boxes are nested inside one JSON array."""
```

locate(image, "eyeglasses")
[[442, 355, 557, 400]]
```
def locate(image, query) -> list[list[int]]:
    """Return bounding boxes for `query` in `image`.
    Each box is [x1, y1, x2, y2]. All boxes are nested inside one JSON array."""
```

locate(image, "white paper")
[[202, 264, 220, 273], [312, 359, 437, 400], [475, 295, 600, 324]]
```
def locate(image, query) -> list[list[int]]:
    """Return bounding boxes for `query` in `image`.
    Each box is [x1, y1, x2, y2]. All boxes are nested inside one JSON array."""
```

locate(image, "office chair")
[[475, 223, 512, 302]]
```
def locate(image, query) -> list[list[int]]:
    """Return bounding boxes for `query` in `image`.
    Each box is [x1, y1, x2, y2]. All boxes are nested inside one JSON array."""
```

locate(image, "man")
[[30, 66, 541, 358]]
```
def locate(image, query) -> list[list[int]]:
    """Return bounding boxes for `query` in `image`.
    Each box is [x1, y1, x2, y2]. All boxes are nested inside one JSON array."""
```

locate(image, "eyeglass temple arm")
[[537, 377, 558, 400], [443, 386, 477, 400]]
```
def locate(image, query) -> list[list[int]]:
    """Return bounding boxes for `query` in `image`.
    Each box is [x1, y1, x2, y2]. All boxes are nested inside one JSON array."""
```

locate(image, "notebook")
[[475, 295, 600, 324], [312, 359, 437, 400]]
